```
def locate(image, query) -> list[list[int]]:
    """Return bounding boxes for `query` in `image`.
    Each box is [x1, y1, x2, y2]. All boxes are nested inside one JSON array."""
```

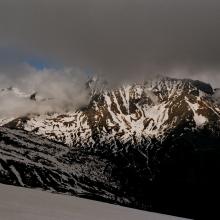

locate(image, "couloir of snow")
[[0, 183, 189, 220]]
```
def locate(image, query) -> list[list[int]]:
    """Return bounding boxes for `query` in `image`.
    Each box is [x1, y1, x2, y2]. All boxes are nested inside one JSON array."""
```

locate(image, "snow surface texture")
[[0, 184, 188, 220]]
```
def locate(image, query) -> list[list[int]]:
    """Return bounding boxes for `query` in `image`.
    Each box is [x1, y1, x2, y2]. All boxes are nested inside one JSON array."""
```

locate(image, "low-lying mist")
[[0, 64, 90, 117]]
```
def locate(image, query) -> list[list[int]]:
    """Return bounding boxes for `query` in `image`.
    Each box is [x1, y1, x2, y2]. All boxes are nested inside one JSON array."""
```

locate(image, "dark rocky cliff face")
[[1, 77, 220, 219]]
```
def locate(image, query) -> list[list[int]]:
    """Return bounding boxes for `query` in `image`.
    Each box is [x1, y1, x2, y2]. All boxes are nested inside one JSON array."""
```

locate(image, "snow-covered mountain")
[[0, 77, 220, 219], [3, 77, 220, 146]]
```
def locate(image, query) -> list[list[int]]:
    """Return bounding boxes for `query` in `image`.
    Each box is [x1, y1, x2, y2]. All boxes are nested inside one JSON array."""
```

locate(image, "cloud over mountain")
[[0, 0, 220, 84]]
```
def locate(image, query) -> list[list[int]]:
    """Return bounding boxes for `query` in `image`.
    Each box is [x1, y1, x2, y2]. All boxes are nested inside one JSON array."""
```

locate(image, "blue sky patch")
[[0, 47, 62, 70]]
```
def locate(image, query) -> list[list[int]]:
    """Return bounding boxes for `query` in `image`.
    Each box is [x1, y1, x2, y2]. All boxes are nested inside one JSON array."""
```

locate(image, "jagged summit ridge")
[[3, 77, 220, 147]]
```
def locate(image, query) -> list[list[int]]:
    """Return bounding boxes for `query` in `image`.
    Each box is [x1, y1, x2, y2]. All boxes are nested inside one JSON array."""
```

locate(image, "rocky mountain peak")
[[2, 77, 219, 149]]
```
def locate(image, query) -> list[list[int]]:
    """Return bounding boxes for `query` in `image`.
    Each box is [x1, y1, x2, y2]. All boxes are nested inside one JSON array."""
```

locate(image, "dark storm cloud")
[[0, 0, 220, 83]]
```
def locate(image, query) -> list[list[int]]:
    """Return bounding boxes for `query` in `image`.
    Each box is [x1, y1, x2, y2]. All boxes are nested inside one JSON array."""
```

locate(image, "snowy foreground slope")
[[0, 184, 188, 220]]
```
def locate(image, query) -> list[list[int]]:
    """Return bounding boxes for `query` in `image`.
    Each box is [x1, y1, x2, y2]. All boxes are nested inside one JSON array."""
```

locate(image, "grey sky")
[[0, 0, 220, 83]]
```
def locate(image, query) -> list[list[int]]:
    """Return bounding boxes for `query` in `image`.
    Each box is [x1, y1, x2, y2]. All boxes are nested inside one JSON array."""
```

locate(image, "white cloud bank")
[[0, 64, 90, 117]]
